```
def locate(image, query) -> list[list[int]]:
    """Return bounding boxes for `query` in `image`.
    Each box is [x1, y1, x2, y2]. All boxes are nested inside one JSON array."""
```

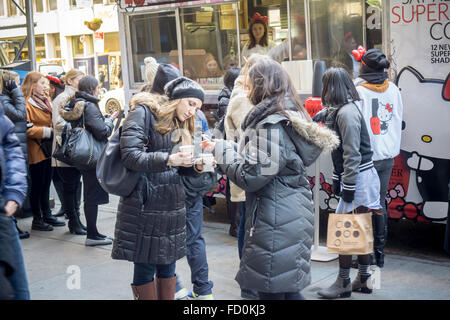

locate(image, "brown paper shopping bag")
[[326, 207, 374, 255]]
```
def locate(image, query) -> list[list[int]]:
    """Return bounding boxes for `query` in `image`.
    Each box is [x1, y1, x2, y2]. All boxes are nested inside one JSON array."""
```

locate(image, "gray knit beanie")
[[164, 77, 205, 103]]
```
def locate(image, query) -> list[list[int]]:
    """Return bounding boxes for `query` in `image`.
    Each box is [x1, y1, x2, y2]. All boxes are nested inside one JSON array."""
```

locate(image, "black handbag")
[[53, 122, 75, 166], [60, 112, 106, 170], [34, 137, 53, 158], [96, 107, 150, 197]]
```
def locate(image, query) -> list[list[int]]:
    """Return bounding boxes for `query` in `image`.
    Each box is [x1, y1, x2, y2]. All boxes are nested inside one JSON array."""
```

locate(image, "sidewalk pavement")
[[17, 198, 450, 300]]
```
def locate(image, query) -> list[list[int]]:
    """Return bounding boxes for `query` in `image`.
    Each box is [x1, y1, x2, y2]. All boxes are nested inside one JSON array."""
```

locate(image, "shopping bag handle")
[[343, 202, 356, 215]]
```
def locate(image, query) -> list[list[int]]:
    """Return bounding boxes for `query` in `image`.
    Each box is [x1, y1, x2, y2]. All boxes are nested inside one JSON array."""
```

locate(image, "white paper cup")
[[199, 154, 215, 172], [180, 145, 194, 156]]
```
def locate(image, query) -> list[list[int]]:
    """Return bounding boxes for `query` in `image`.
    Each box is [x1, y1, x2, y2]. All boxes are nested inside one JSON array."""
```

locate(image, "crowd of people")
[[0, 37, 402, 300]]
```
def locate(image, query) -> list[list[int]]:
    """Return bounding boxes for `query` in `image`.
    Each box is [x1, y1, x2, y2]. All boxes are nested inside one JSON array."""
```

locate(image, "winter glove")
[[342, 188, 355, 203], [4, 80, 17, 92], [332, 179, 341, 196]]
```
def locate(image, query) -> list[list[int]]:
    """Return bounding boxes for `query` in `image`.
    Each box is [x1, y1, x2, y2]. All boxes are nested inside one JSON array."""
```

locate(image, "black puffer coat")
[[111, 92, 187, 265], [0, 88, 28, 160], [215, 97, 339, 293]]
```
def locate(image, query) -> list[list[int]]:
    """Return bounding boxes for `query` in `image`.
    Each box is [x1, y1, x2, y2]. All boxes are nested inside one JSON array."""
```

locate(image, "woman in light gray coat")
[[202, 59, 339, 299]]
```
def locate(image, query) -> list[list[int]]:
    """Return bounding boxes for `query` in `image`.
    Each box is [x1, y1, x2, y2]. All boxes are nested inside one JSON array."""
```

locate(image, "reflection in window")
[[239, 0, 288, 62], [365, 0, 383, 51], [72, 35, 93, 57], [308, 0, 363, 78], [180, 5, 238, 89], [129, 12, 179, 83], [0, 0, 4, 16]]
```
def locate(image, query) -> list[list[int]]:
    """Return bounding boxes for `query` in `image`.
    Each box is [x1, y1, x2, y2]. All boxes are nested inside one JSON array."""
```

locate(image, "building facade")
[[0, 0, 121, 89]]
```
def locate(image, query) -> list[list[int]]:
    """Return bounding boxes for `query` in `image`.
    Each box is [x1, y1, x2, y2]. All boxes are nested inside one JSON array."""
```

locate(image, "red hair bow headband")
[[352, 46, 367, 66], [252, 13, 268, 24], [45, 75, 64, 88]]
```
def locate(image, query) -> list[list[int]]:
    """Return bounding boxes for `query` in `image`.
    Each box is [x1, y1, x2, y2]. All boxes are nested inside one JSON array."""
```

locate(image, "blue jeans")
[[0, 215, 30, 299], [133, 262, 175, 286], [176, 195, 213, 295], [238, 203, 246, 259]]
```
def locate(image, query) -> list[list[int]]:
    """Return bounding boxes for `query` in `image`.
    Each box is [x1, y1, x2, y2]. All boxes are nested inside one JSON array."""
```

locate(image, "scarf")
[[359, 72, 388, 85], [32, 93, 52, 113]]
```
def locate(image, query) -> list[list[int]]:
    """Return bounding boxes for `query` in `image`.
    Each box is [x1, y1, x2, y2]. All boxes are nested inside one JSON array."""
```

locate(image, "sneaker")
[[175, 287, 189, 300], [187, 291, 214, 300]]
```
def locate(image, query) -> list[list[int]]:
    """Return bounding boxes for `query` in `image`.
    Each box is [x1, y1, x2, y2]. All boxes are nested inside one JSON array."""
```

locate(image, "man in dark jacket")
[[0, 101, 30, 299], [0, 73, 31, 238]]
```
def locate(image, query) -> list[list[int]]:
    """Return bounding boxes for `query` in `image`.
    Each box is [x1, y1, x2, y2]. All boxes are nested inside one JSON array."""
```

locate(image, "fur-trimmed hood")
[[129, 91, 169, 117], [287, 111, 340, 153]]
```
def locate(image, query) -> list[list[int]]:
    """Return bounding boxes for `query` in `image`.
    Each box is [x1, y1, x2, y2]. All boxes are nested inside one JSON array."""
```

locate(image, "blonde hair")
[[241, 53, 271, 76], [155, 98, 195, 145], [61, 69, 84, 86]]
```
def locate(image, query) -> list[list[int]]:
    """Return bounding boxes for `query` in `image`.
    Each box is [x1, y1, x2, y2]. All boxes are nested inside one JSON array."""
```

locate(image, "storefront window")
[[288, 0, 307, 61], [308, 0, 363, 78], [104, 32, 120, 53], [180, 4, 238, 89], [128, 11, 179, 84], [8, 0, 23, 16], [365, 0, 383, 51]]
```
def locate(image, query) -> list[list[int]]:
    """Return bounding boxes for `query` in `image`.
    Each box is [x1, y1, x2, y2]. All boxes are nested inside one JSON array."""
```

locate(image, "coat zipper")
[[249, 198, 259, 237]]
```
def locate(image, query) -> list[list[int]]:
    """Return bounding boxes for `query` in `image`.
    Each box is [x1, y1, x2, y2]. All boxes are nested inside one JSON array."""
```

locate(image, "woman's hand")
[[201, 134, 218, 152], [5, 201, 19, 217], [168, 152, 193, 167]]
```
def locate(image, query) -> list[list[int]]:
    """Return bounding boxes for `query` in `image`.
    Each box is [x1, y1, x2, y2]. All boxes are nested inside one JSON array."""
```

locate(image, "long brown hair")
[[247, 59, 310, 120], [21, 71, 45, 100], [247, 20, 268, 50], [155, 98, 196, 145]]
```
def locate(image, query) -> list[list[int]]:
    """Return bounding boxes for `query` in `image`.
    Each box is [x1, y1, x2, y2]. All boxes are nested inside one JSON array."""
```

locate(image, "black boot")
[[76, 208, 87, 231], [43, 211, 66, 227], [13, 218, 30, 239], [32, 217, 54, 231], [68, 210, 86, 235], [372, 213, 386, 268]]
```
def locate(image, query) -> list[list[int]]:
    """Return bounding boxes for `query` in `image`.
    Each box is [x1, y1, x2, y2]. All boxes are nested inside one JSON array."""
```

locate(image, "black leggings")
[[29, 158, 52, 220], [56, 167, 82, 218]]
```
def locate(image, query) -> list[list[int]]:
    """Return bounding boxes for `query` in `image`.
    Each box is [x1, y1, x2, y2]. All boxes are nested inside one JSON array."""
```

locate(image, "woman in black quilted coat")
[[202, 60, 339, 300], [111, 76, 205, 300]]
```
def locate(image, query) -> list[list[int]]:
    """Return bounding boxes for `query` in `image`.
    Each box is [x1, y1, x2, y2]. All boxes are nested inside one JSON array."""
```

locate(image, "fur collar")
[[59, 100, 85, 121], [129, 91, 169, 116]]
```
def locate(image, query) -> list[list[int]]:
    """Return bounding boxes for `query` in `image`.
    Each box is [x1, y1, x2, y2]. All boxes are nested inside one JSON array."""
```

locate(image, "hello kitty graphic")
[[377, 103, 393, 135], [395, 66, 450, 221], [369, 98, 394, 135]]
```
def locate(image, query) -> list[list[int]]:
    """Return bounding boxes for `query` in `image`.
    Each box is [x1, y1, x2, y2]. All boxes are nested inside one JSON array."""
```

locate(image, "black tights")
[[84, 203, 100, 239]]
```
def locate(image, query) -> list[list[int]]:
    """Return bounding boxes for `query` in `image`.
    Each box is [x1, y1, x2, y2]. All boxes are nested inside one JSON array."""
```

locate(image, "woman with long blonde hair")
[[112, 76, 205, 300], [22, 71, 65, 231], [51, 69, 86, 235]]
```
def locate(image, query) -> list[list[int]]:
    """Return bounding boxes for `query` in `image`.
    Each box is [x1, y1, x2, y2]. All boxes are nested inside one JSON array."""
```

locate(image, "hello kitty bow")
[[352, 46, 367, 66], [252, 13, 268, 24], [386, 184, 405, 204]]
